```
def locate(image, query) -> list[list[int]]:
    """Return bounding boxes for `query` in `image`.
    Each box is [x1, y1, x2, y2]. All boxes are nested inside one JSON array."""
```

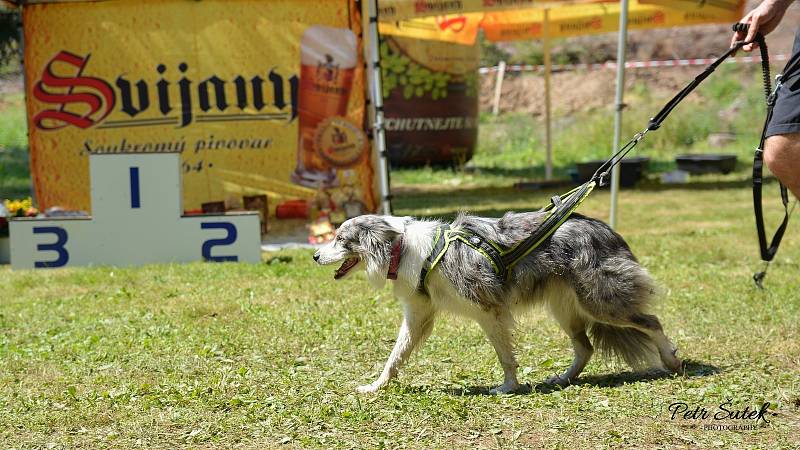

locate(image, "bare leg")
[[356, 296, 435, 393], [765, 134, 800, 199], [545, 300, 593, 386], [475, 307, 521, 394]]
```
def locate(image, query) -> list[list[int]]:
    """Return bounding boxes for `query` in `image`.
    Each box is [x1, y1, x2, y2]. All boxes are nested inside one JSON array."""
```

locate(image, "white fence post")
[[492, 60, 507, 116]]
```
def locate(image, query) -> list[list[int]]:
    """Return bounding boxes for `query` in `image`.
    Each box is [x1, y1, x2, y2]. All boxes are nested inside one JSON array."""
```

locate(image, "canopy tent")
[[365, 0, 744, 226], [379, 1, 743, 44]]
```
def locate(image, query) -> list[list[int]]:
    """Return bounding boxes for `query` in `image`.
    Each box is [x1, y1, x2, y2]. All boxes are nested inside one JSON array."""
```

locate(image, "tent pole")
[[543, 8, 553, 181], [362, 0, 393, 215], [609, 0, 629, 229]]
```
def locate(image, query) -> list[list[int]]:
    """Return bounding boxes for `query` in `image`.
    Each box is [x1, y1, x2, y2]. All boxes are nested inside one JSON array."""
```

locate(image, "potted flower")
[[1, 198, 39, 264]]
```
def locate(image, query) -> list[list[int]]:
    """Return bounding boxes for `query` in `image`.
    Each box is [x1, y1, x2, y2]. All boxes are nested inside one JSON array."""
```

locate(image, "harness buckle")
[[597, 172, 608, 187], [768, 77, 782, 106]]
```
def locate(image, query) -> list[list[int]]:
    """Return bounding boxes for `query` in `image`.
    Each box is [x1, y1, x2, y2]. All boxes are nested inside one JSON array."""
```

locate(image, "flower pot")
[[675, 154, 737, 175], [575, 156, 650, 188]]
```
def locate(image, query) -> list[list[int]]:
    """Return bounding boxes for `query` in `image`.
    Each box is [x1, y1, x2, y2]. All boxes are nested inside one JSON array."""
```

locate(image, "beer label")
[[314, 116, 365, 168]]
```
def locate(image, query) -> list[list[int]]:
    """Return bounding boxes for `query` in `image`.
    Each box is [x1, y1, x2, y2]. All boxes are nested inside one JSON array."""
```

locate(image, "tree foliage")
[[0, 8, 21, 69]]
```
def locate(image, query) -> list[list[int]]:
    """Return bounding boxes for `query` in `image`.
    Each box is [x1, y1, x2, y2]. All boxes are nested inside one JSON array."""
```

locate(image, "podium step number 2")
[[9, 153, 261, 269]]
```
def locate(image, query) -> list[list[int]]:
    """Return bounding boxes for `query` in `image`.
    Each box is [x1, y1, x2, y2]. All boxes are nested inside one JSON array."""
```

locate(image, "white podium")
[[10, 153, 261, 269]]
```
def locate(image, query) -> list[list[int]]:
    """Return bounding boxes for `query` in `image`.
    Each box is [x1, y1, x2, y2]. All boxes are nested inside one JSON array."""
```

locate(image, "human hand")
[[731, 0, 793, 52]]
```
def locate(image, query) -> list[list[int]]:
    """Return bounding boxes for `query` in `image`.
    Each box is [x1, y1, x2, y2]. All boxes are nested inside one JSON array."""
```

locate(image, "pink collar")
[[387, 236, 403, 280]]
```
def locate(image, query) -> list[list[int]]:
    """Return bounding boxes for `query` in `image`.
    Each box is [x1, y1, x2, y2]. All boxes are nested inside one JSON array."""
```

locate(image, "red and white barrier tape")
[[478, 54, 789, 74]]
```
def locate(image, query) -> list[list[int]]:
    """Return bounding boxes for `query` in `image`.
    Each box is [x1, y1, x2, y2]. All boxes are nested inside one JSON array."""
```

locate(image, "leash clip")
[[753, 270, 766, 290], [753, 261, 771, 290], [767, 75, 783, 105], [597, 172, 608, 187]]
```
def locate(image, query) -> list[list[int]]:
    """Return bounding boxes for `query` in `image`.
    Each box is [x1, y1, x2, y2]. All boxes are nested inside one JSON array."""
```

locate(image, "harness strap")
[[417, 181, 596, 292], [451, 232, 506, 279], [418, 225, 449, 291], [499, 181, 596, 272]]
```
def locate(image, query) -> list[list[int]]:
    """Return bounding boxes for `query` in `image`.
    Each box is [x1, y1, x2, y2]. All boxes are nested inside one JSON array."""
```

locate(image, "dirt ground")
[[478, 65, 734, 116], [479, 1, 800, 115]]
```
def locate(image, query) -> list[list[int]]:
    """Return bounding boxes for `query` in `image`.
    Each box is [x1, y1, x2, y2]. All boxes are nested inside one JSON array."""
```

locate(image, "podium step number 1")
[[10, 153, 261, 269]]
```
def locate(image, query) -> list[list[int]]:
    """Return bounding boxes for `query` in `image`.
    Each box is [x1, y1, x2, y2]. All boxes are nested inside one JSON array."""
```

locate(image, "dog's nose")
[[313, 252, 320, 262]]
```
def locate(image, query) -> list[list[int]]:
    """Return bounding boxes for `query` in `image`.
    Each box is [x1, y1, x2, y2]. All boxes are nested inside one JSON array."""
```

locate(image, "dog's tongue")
[[334, 257, 359, 279]]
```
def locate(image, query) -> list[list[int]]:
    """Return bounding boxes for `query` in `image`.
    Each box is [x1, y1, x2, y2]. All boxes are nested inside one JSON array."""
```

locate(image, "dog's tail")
[[588, 323, 660, 370]]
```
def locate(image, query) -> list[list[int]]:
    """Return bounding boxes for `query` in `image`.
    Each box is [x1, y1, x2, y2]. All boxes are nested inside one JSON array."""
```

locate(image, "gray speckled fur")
[[445, 211, 654, 312], [316, 212, 682, 392]]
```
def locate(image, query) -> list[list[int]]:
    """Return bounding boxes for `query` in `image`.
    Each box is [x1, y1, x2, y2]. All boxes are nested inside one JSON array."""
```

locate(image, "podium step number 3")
[[10, 153, 261, 269]]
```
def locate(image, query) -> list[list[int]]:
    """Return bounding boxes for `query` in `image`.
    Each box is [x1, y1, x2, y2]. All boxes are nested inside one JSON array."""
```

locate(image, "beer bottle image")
[[292, 25, 357, 187]]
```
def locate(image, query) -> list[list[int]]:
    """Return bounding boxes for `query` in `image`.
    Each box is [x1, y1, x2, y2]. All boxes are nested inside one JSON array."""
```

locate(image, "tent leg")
[[610, 0, 629, 229], [543, 9, 553, 181], [362, 0, 393, 215]]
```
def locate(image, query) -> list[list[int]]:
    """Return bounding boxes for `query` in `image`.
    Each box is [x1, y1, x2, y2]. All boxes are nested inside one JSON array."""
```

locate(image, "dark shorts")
[[766, 29, 800, 137]]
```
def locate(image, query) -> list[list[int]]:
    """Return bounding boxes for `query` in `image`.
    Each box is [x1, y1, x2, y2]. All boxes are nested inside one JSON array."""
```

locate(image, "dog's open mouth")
[[334, 257, 359, 279]]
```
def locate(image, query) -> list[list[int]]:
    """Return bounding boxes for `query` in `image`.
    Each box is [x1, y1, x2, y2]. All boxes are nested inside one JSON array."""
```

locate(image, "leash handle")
[[742, 21, 799, 288]]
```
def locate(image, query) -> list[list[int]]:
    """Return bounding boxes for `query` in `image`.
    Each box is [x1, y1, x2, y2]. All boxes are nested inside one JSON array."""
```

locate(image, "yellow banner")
[[377, 0, 615, 21], [382, 0, 743, 42], [379, 13, 483, 45], [480, 0, 743, 41], [24, 0, 376, 234], [639, 0, 743, 12]]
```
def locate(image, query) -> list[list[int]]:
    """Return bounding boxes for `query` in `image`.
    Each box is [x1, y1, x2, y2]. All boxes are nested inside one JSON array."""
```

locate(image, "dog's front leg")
[[476, 307, 521, 394], [356, 297, 435, 393]]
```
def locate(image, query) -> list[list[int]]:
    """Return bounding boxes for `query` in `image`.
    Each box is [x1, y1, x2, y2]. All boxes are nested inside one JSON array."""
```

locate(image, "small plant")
[[1, 197, 38, 237], [3, 197, 37, 217]]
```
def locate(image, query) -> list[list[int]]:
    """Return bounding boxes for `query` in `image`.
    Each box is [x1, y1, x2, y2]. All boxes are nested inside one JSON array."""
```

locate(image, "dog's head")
[[313, 215, 409, 288]]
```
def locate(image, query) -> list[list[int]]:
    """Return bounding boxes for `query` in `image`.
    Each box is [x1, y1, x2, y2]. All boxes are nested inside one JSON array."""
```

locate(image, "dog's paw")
[[663, 348, 684, 374], [489, 381, 521, 395], [356, 382, 383, 394], [666, 358, 685, 375], [543, 374, 572, 387]]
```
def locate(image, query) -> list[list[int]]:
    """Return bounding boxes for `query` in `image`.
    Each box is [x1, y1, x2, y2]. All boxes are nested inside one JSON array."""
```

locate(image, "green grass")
[[0, 90, 30, 199], [2, 67, 800, 447], [393, 65, 768, 187], [1, 185, 799, 448]]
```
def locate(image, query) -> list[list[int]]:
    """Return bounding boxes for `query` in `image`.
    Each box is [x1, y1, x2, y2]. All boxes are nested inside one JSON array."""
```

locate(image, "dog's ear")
[[383, 215, 410, 234], [358, 217, 403, 289]]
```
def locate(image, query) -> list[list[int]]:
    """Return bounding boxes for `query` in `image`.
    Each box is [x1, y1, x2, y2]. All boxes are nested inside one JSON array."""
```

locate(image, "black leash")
[[419, 25, 793, 290], [593, 24, 796, 289], [747, 21, 799, 288], [591, 26, 765, 186]]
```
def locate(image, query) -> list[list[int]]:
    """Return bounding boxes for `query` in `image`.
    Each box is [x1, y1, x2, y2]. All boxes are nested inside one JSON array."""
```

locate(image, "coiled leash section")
[[735, 22, 798, 288]]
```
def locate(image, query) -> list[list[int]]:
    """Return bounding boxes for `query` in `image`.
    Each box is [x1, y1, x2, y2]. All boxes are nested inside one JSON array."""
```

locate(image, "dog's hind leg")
[[627, 313, 682, 373], [571, 255, 683, 374], [475, 307, 521, 394], [356, 296, 435, 393], [544, 295, 593, 386]]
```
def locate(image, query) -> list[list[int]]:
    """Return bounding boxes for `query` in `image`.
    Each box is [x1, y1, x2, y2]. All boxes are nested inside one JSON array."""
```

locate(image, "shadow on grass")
[[434, 359, 719, 397]]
